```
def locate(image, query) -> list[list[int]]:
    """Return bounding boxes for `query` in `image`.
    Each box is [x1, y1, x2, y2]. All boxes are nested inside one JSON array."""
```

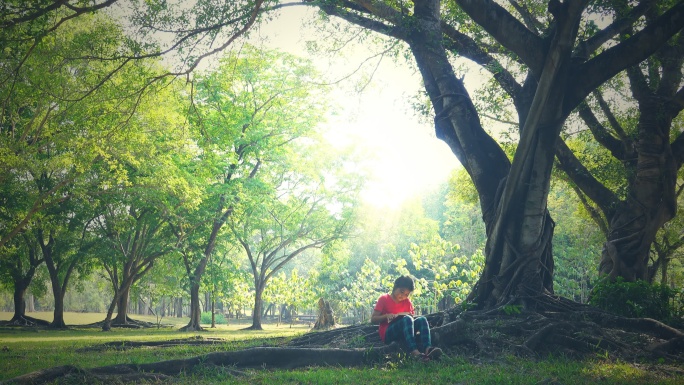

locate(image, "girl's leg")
[[413, 316, 432, 351], [384, 317, 419, 353]]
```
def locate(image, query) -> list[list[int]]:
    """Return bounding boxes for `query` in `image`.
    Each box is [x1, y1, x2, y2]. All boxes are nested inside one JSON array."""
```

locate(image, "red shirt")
[[373, 293, 415, 342]]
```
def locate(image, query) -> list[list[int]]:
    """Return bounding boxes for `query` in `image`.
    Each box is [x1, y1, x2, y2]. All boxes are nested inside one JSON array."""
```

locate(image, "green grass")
[[1, 312, 682, 384], [0, 311, 192, 326]]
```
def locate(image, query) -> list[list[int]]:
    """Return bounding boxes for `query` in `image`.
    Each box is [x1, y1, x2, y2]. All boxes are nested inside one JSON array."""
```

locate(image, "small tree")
[[231, 158, 360, 329]]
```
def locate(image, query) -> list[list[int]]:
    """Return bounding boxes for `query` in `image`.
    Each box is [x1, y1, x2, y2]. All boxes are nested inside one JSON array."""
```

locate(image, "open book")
[[389, 313, 413, 324]]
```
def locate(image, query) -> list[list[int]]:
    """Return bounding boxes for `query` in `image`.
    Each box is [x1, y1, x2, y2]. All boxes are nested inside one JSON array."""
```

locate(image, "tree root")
[[78, 316, 160, 330], [2, 364, 174, 385], [75, 335, 235, 352], [1, 365, 84, 385], [0, 315, 51, 327], [1, 346, 402, 384]]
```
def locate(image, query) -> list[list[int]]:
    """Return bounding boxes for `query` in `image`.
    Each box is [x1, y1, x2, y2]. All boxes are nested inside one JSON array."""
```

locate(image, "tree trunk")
[[598, 87, 678, 282], [9, 238, 42, 323], [262, 303, 273, 319], [138, 296, 145, 315], [38, 229, 76, 329], [45, 254, 67, 328], [249, 283, 264, 330], [11, 284, 27, 321], [280, 304, 292, 323], [464, 1, 586, 308], [211, 296, 216, 328], [113, 286, 131, 324], [599, 201, 665, 281], [51, 289, 67, 329], [27, 293, 35, 312], [204, 292, 211, 312], [181, 250, 208, 331], [102, 289, 120, 331], [184, 284, 203, 331], [173, 297, 183, 318], [406, 0, 562, 309]]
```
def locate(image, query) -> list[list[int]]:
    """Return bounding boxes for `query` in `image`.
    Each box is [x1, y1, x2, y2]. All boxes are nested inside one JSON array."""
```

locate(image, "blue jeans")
[[385, 315, 431, 352]]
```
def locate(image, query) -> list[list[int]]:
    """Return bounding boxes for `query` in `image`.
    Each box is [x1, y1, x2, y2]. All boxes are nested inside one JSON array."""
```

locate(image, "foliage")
[[170, 44, 343, 329], [442, 169, 487, 257], [338, 257, 385, 321], [263, 269, 318, 318], [547, 179, 603, 303], [589, 277, 683, 322], [200, 311, 227, 325], [408, 237, 484, 311]]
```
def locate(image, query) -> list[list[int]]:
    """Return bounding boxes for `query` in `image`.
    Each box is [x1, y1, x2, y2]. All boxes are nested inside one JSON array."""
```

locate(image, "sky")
[[247, 6, 462, 209]]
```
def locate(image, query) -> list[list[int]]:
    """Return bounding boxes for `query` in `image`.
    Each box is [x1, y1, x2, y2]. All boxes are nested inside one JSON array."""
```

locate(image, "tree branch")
[[554, 138, 619, 221], [508, 0, 544, 34], [593, 90, 629, 141], [569, 2, 684, 111], [307, 0, 407, 40], [1, 0, 121, 29], [579, 0, 654, 57], [440, 22, 523, 100], [455, 0, 546, 73], [575, 101, 625, 160]]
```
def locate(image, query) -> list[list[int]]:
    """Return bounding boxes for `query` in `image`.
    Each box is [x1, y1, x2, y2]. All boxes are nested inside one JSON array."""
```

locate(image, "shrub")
[[589, 277, 682, 322], [200, 311, 227, 325]]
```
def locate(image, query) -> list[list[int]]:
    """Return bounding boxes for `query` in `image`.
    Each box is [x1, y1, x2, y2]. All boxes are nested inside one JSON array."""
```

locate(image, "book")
[[389, 314, 412, 324]]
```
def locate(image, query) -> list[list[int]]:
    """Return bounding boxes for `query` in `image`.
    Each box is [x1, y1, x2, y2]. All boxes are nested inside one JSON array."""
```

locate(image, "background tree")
[[0, 234, 45, 325], [89, 78, 197, 330], [229, 136, 361, 330], [553, 17, 684, 281], [172, 45, 333, 331]]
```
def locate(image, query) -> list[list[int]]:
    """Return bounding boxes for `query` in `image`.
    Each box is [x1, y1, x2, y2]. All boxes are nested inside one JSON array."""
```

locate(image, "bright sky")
[[249, 7, 461, 209]]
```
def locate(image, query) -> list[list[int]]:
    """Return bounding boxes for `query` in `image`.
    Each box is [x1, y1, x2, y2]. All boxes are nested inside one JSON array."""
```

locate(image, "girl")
[[371, 275, 442, 361]]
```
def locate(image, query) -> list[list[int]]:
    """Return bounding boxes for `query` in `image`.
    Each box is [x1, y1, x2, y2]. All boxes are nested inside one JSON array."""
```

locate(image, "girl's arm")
[[371, 310, 395, 324]]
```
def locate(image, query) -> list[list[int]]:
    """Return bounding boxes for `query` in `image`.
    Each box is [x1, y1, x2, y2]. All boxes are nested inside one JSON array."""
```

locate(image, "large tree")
[[303, 0, 684, 308]]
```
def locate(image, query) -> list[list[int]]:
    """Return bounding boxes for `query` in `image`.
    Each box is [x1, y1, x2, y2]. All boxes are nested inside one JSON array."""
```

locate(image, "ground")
[[1, 301, 683, 384]]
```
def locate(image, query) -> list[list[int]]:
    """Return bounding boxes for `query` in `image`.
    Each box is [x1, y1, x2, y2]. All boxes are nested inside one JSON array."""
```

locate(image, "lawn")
[[1, 312, 682, 384]]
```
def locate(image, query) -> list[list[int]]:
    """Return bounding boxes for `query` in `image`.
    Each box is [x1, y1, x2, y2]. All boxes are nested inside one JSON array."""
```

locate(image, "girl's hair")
[[393, 275, 414, 291]]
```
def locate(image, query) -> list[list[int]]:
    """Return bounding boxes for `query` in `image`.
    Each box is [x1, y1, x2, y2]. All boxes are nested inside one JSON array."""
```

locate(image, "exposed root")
[[79, 316, 160, 330], [75, 335, 233, 352], [0, 315, 51, 327], [1, 346, 402, 384], [178, 323, 204, 332]]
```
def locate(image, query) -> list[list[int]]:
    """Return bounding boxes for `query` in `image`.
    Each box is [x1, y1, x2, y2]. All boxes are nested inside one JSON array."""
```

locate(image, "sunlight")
[[250, 7, 461, 209]]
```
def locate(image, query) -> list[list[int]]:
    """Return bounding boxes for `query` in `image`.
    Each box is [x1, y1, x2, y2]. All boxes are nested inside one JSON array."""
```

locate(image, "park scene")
[[2, 0, 684, 384]]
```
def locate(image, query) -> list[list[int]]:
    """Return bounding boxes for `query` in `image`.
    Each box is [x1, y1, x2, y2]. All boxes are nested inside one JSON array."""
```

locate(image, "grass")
[[0, 311, 192, 326], [1, 312, 683, 384]]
